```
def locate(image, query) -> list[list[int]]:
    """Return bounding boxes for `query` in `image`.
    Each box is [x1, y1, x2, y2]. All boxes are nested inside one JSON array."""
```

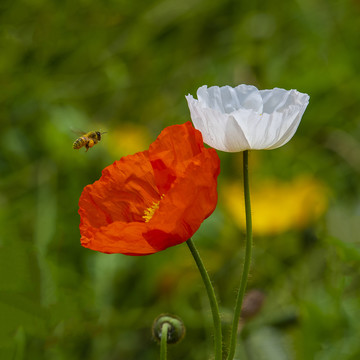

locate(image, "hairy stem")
[[226, 150, 253, 360], [186, 238, 222, 360]]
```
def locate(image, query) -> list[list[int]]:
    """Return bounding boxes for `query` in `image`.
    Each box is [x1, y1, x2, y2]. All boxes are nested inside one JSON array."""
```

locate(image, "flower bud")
[[152, 314, 185, 344]]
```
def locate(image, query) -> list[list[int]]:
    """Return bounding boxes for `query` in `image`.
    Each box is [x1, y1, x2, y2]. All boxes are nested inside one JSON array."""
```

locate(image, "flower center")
[[142, 196, 163, 222]]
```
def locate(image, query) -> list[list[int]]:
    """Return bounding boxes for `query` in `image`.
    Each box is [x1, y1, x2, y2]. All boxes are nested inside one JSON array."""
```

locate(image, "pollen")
[[143, 196, 164, 222]]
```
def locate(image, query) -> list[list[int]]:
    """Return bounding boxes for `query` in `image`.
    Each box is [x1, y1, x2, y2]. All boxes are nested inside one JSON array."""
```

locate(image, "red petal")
[[80, 221, 159, 255], [149, 122, 204, 193], [144, 147, 220, 250], [79, 151, 159, 224], [79, 151, 161, 254]]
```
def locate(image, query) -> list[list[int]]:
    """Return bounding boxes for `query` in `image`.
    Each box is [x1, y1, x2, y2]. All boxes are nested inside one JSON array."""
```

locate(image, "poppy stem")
[[186, 238, 222, 360], [226, 150, 253, 360], [160, 322, 170, 360]]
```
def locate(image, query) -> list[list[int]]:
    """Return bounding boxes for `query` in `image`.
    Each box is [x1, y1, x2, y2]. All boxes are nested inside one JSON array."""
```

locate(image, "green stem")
[[226, 150, 253, 360], [186, 238, 222, 360], [160, 322, 170, 360]]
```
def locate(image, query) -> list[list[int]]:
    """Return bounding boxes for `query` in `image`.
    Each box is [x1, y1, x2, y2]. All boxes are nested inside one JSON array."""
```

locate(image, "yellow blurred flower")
[[106, 123, 151, 157], [222, 176, 329, 236]]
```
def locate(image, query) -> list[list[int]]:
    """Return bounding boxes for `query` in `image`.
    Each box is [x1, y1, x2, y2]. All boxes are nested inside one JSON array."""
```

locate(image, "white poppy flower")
[[186, 85, 310, 152]]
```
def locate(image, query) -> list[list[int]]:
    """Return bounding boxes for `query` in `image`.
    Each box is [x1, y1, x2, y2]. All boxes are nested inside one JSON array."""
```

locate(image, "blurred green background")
[[1, 0, 360, 359]]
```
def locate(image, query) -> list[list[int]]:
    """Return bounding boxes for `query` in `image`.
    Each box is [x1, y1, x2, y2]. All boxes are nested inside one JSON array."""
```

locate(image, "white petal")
[[197, 85, 263, 114], [248, 111, 290, 149], [186, 95, 250, 152], [266, 98, 309, 149], [223, 114, 251, 151], [233, 84, 263, 112]]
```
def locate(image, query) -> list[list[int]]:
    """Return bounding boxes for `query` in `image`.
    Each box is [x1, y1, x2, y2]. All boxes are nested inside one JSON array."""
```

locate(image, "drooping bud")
[[152, 314, 185, 344]]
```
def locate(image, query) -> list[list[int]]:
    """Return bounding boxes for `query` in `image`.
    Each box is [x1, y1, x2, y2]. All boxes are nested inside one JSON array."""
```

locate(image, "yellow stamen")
[[143, 196, 164, 222]]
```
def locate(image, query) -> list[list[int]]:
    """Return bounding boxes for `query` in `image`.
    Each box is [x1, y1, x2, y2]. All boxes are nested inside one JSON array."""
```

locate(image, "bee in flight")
[[73, 130, 106, 152]]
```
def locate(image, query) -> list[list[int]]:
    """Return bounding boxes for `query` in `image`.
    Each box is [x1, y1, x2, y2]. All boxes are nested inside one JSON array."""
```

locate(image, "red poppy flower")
[[79, 122, 220, 255]]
